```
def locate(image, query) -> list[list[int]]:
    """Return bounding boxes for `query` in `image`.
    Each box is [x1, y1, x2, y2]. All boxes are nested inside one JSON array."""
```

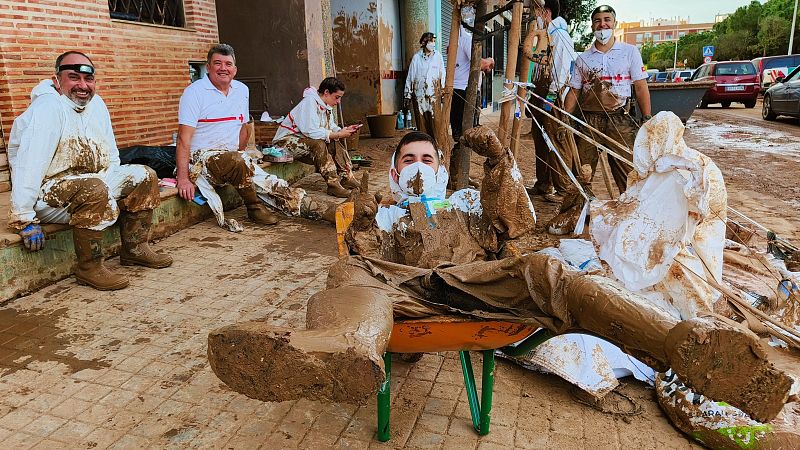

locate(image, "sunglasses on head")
[[57, 64, 95, 75]]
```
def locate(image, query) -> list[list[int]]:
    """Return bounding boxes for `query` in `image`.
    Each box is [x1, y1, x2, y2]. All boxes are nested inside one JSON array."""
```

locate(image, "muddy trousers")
[[275, 136, 352, 183], [576, 111, 639, 195], [411, 96, 435, 136], [37, 164, 160, 231], [531, 100, 581, 194], [207, 254, 794, 421]]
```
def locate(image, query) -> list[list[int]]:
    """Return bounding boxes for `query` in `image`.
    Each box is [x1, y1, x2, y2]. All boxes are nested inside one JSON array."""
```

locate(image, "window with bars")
[[108, 0, 185, 28]]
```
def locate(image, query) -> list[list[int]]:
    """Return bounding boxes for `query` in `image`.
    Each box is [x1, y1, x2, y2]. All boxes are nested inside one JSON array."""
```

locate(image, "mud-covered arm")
[[461, 126, 536, 240], [404, 54, 417, 98], [8, 98, 64, 231], [522, 28, 549, 63]]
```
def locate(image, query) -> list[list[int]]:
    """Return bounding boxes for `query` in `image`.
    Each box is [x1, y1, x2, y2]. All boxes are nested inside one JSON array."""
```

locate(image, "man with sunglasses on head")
[[564, 4, 652, 195], [7, 51, 172, 291]]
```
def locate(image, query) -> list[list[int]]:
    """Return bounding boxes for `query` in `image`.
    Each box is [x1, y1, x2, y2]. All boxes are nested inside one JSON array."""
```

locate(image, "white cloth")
[[273, 88, 341, 143], [570, 40, 647, 107], [546, 17, 578, 95], [453, 26, 474, 90], [404, 49, 446, 112], [178, 75, 249, 155], [590, 112, 727, 319], [7, 80, 121, 231]]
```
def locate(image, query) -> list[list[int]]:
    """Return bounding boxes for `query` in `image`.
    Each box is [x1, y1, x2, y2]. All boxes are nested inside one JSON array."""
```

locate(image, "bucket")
[[366, 114, 396, 138]]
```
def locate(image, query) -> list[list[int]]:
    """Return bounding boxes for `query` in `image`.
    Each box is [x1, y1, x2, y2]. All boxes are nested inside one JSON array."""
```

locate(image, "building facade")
[[614, 18, 714, 49], [0, 0, 221, 193]]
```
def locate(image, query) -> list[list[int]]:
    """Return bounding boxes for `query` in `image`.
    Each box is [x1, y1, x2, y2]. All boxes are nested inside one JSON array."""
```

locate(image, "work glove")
[[347, 172, 379, 231], [19, 224, 45, 251], [461, 125, 506, 159]]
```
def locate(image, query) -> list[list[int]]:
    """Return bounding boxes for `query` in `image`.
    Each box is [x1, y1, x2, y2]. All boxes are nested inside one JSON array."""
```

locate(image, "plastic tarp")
[[591, 112, 727, 320]]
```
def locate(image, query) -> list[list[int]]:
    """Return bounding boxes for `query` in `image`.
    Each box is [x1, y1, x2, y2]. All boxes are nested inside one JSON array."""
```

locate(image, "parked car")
[[762, 65, 800, 121], [691, 61, 760, 108], [752, 54, 800, 90], [668, 69, 695, 82], [649, 71, 669, 82]]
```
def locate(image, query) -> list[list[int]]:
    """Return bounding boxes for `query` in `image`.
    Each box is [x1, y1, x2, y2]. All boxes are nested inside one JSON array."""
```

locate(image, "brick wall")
[[0, 0, 220, 192]]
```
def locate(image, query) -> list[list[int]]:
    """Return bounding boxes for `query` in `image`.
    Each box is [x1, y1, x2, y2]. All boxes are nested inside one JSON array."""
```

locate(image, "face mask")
[[536, 16, 544, 30], [425, 42, 436, 52], [594, 28, 613, 45], [397, 162, 439, 199], [55, 78, 88, 112], [461, 6, 476, 27]]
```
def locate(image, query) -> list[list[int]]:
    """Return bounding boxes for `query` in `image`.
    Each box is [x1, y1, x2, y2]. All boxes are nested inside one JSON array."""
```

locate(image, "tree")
[[717, 29, 755, 60], [757, 15, 792, 56], [560, 0, 597, 36]]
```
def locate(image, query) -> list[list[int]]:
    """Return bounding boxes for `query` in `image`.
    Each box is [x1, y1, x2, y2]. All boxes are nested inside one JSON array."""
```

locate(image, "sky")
[[607, 0, 761, 24]]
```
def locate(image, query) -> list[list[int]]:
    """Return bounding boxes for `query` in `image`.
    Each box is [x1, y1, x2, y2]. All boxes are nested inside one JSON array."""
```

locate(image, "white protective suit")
[[546, 16, 578, 98], [404, 49, 446, 113], [7, 79, 154, 232], [273, 88, 341, 143], [591, 112, 727, 319]]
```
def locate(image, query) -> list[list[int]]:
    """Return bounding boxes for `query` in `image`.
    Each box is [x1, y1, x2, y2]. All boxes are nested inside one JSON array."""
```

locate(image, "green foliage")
[[560, 0, 597, 36], [706, 0, 799, 60]]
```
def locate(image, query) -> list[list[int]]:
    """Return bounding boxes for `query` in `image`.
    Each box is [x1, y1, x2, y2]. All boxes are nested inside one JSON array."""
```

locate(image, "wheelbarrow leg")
[[460, 350, 495, 435], [377, 352, 392, 442]]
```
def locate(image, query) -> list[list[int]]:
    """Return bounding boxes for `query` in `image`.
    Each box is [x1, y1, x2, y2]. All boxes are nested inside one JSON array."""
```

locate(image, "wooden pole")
[[450, 1, 486, 190], [510, 24, 540, 155], [436, 1, 463, 168], [497, 1, 523, 148]]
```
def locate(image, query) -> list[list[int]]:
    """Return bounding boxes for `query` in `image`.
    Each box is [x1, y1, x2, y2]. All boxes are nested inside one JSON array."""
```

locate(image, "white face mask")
[[536, 16, 545, 30], [594, 28, 613, 45], [54, 77, 89, 112], [425, 42, 436, 52], [461, 6, 476, 27], [397, 162, 438, 199]]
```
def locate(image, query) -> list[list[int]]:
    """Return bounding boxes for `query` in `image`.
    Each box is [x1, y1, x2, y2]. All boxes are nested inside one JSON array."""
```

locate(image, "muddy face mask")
[[54, 77, 90, 113], [594, 29, 613, 45]]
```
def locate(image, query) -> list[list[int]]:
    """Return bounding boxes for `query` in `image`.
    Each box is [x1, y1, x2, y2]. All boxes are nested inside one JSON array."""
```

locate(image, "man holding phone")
[[273, 77, 360, 198]]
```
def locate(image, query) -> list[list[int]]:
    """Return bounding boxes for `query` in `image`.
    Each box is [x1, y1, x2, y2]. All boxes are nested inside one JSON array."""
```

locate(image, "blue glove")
[[19, 224, 45, 251]]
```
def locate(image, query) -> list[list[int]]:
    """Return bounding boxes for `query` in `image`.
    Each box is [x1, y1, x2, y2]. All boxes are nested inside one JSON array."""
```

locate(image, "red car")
[[691, 61, 760, 108]]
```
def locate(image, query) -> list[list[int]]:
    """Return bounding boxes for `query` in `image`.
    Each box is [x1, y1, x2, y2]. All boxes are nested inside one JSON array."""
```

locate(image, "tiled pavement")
[[0, 202, 701, 449]]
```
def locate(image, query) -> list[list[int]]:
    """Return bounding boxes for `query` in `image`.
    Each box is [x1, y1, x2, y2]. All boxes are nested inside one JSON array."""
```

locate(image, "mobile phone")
[[192, 193, 208, 205]]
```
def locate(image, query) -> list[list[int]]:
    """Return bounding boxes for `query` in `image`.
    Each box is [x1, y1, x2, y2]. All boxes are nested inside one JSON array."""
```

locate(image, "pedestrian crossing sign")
[[703, 46, 714, 57]]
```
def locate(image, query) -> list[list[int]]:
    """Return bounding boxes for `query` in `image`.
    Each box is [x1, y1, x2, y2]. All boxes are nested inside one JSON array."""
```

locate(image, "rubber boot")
[[72, 228, 129, 290], [340, 175, 361, 190], [326, 179, 351, 198], [208, 286, 394, 405], [299, 196, 337, 223], [237, 187, 280, 225], [119, 210, 173, 269]]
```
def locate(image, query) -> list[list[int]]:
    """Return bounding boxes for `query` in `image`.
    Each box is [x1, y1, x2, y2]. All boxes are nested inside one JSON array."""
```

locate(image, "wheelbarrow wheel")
[[698, 100, 708, 109], [721, 101, 731, 108]]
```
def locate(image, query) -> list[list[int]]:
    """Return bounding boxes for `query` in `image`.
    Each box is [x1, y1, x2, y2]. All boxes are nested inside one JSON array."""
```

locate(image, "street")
[[0, 107, 796, 449]]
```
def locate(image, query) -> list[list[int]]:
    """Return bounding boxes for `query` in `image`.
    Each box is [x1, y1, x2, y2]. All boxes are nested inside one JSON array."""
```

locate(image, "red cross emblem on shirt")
[[613, 73, 624, 82], [238, 114, 244, 123]]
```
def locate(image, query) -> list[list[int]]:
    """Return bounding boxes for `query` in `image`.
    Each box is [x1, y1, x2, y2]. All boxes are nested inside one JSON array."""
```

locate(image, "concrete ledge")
[[0, 161, 315, 303]]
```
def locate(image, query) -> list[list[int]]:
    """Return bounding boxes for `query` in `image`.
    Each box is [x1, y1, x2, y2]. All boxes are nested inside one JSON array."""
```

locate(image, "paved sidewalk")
[[0, 205, 699, 449]]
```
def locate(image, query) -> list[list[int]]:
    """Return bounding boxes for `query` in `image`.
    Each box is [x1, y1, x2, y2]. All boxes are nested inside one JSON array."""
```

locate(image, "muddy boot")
[[326, 179, 351, 198], [299, 196, 337, 223], [72, 228, 129, 290], [664, 317, 795, 423], [119, 210, 173, 269], [208, 286, 394, 405], [340, 175, 361, 191], [237, 187, 280, 225]]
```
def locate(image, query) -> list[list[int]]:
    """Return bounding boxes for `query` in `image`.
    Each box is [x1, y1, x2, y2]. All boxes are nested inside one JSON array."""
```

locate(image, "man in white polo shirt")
[[176, 44, 279, 226], [564, 4, 651, 194]]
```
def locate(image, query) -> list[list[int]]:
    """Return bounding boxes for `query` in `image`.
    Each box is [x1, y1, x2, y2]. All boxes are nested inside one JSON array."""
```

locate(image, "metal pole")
[[789, 0, 799, 55], [673, 20, 679, 69]]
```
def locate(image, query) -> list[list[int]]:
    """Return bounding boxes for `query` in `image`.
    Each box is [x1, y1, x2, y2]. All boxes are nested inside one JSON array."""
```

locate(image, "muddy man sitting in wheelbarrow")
[[207, 127, 797, 424]]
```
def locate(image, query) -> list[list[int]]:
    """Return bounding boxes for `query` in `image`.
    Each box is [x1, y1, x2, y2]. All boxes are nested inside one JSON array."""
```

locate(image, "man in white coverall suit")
[[7, 51, 172, 291]]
